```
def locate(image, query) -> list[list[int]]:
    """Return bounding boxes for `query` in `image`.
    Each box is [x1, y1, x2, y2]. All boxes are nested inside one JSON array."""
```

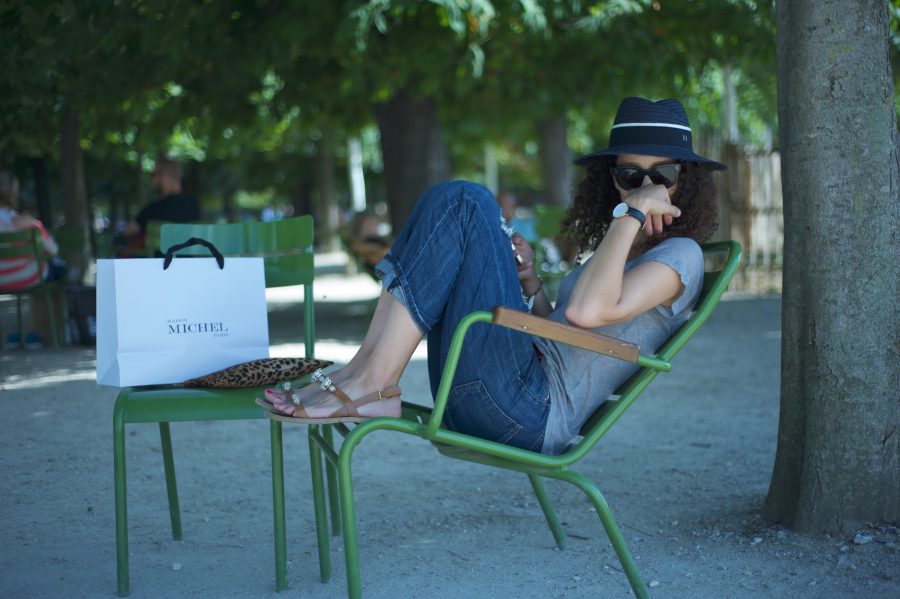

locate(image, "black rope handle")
[[162, 238, 225, 270]]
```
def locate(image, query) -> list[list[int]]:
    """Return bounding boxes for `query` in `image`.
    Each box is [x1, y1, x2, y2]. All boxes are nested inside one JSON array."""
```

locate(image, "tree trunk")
[[374, 91, 451, 234], [292, 180, 313, 220], [539, 115, 572, 207], [314, 133, 339, 251], [763, 0, 899, 534], [184, 160, 201, 216], [347, 137, 366, 213], [59, 109, 90, 276], [31, 157, 52, 229], [222, 189, 237, 223]]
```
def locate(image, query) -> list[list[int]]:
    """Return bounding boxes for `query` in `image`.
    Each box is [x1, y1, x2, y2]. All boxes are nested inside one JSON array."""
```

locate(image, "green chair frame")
[[112, 216, 317, 596], [0, 227, 66, 349], [301, 240, 742, 598]]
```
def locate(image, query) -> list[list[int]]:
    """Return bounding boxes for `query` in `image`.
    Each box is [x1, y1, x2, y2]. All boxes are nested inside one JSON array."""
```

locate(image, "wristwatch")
[[612, 202, 646, 228]]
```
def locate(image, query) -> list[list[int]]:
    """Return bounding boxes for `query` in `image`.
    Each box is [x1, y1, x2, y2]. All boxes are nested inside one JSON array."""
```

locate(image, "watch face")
[[612, 202, 628, 218]]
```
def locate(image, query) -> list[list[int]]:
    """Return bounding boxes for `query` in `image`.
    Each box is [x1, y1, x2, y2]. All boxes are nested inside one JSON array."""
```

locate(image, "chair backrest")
[[160, 217, 315, 288], [0, 228, 49, 291], [160, 217, 317, 355], [572, 240, 742, 458], [0, 228, 43, 260]]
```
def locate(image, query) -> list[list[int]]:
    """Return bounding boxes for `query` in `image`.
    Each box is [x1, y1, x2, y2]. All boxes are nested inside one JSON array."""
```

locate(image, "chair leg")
[[113, 398, 130, 596], [559, 470, 650, 599], [527, 474, 567, 550], [158, 423, 182, 540], [337, 441, 363, 599], [269, 420, 288, 591], [16, 295, 24, 349], [323, 425, 342, 536], [308, 426, 332, 583], [44, 289, 59, 349]]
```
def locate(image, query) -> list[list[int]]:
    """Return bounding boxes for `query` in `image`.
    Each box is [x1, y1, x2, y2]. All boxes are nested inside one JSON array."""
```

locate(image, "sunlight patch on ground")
[[270, 339, 427, 364], [265, 274, 381, 305], [2, 369, 97, 391]]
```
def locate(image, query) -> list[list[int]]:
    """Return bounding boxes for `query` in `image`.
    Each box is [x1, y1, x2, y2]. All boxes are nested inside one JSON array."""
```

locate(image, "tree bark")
[[31, 157, 52, 229], [374, 91, 452, 234], [763, 0, 899, 533], [59, 109, 90, 276], [539, 115, 572, 207], [314, 133, 339, 251]]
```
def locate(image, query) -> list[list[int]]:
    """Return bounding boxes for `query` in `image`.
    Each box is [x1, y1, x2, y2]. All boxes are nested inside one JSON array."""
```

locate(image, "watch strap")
[[624, 206, 646, 228]]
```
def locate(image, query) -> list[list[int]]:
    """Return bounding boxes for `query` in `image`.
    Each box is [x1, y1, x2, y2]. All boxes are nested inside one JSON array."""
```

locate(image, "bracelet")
[[522, 276, 543, 311]]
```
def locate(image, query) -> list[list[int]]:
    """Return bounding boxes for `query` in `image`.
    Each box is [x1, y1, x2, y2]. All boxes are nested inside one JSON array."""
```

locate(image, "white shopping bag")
[[96, 249, 269, 387]]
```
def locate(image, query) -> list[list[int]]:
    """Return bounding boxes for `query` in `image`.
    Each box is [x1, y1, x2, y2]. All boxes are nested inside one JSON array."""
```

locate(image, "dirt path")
[[1, 283, 896, 598]]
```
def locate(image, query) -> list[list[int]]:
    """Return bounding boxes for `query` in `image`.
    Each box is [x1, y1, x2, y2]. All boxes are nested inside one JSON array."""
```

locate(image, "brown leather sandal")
[[257, 369, 401, 424]]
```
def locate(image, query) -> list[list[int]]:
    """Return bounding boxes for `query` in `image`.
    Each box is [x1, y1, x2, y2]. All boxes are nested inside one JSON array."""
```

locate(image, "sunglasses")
[[611, 162, 681, 191]]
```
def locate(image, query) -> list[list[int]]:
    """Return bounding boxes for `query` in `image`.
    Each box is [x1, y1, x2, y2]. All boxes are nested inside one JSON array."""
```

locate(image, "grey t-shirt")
[[536, 237, 705, 454]]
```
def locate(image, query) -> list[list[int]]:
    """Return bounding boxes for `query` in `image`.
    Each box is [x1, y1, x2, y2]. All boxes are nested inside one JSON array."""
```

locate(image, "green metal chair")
[[0, 228, 66, 349], [112, 216, 317, 596], [303, 240, 742, 599]]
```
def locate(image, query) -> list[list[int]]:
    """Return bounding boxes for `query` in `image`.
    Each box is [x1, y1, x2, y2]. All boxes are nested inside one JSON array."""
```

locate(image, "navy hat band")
[[608, 125, 692, 151]]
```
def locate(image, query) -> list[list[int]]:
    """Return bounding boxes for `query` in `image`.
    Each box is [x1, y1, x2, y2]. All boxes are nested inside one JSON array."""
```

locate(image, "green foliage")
[[1, 0, 782, 219]]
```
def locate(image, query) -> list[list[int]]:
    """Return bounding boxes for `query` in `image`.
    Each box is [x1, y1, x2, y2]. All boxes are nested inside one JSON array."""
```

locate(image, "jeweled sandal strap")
[[311, 369, 352, 402]]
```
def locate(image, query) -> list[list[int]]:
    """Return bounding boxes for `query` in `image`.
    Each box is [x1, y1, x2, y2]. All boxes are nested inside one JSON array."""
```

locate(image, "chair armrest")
[[492, 306, 640, 363]]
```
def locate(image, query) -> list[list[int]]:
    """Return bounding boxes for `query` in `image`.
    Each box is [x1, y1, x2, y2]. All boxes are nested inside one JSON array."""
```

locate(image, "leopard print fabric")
[[183, 357, 334, 389]]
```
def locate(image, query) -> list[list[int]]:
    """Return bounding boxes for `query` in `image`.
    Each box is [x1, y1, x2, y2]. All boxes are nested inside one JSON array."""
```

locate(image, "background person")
[[0, 170, 65, 347], [119, 155, 200, 248]]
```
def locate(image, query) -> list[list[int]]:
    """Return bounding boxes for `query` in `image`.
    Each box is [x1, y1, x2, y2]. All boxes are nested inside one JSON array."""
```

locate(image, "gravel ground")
[[1, 272, 897, 599]]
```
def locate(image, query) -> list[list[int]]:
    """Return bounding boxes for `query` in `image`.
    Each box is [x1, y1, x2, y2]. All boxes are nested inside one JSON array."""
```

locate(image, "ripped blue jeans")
[[375, 181, 549, 452]]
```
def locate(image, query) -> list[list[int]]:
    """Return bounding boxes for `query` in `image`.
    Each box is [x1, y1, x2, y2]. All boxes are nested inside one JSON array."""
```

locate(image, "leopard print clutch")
[[183, 357, 334, 388]]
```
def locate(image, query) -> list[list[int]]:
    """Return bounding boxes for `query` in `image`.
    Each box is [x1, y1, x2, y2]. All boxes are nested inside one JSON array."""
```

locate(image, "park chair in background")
[[112, 216, 317, 596], [0, 228, 66, 349], [301, 240, 742, 599]]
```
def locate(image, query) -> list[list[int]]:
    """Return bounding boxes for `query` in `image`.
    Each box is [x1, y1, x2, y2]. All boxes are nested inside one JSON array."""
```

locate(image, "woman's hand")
[[626, 184, 681, 236], [511, 232, 542, 296]]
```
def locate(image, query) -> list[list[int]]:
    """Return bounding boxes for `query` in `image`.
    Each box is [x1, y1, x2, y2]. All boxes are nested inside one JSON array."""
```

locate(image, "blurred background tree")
[[0, 0, 789, 246]]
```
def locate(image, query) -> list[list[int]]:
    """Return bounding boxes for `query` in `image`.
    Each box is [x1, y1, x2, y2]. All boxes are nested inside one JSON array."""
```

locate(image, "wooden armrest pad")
[[491, 306, 640, 363]]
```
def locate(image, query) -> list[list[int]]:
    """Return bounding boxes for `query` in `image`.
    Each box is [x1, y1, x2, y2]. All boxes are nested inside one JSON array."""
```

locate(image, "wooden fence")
[[717, 145, 783, 293]]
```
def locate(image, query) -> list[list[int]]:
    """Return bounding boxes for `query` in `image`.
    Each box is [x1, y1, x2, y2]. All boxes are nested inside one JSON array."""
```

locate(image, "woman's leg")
[[274, 180, 548, 447], [376, 181, 549, 449]]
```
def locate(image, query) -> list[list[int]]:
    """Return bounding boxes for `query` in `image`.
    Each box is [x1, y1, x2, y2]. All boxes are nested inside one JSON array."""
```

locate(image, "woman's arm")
[[512, 233, 553, 317], [565, 184, 683, 328], [12, 214, 58, 256]]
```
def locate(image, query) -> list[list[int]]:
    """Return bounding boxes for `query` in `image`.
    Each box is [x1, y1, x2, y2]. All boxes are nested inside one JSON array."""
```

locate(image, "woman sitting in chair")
[[261, 97, 724, 454], [0, 170, 62, 290]]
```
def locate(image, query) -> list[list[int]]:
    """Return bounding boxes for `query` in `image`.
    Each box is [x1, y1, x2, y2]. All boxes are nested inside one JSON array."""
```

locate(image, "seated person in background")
[[0, 170, 62, 289], [119, 155, 200, 249], [0, 170, 65, 346]]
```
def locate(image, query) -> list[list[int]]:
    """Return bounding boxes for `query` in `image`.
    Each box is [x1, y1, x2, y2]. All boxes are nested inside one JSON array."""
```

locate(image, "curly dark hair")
[[562, 156, 719, 255]]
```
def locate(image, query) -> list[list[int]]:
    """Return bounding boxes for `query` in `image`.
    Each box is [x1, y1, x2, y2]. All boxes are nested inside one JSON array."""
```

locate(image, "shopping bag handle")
[[162, 238, 226, 270]]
